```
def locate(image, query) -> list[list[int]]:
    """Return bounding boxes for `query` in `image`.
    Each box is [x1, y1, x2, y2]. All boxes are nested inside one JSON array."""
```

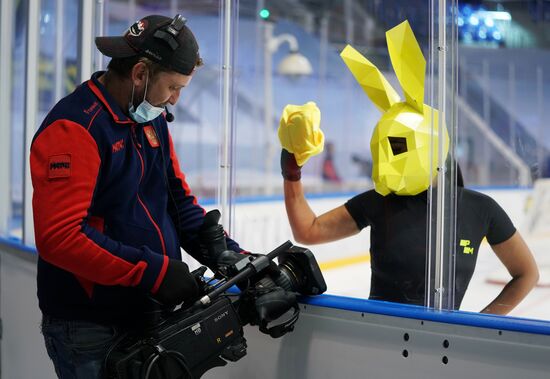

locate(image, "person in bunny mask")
[[279, 21, 538, 315]]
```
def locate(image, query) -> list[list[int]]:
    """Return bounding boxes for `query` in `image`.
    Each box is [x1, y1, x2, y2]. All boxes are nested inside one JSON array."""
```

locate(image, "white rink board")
[[205, 302, 550, 379]]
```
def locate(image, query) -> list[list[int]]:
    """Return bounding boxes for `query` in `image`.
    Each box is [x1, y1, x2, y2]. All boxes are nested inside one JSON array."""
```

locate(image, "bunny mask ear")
[[386, 20, 426, 113], [340, 45, 400, 113]]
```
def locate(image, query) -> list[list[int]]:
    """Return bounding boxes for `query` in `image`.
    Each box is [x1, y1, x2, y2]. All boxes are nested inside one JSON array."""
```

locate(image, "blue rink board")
[[301, 293, 550, 336]]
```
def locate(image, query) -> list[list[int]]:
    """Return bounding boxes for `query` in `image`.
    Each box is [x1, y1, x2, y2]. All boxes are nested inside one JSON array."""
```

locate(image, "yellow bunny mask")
[[341, 20, 449, 196]]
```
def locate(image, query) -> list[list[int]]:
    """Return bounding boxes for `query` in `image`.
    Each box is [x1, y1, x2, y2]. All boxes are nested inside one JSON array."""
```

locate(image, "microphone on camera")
[[165, 106, 175, 122]]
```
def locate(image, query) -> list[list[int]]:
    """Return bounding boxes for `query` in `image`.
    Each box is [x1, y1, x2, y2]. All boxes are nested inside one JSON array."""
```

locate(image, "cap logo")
[[128, 20, 146, 37]]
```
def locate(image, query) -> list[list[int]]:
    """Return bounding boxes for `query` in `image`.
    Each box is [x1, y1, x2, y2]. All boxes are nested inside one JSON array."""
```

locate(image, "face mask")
[[128, 73, 165, 123]]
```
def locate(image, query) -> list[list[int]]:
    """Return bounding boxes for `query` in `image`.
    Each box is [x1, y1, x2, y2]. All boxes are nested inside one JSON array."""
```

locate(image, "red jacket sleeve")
[[30, 120, 168, 292]]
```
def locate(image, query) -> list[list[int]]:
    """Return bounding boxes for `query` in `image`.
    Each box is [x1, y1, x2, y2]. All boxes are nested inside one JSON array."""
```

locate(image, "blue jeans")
[[41, 316, 121, 379]]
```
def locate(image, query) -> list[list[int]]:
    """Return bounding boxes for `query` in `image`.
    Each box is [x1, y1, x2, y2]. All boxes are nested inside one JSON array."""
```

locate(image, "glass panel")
[[62, 1, 80, 98], [38, 0, 80, 123], [456, 1, 549, 321], [100, 1, 226, 272], [104, 1, 224, 202], [231, 0, 544, 321], [232, 1, 443, 305], [9, 0, 29, 240], [38, 0, 56, 116], [5, 0, 80, 241]]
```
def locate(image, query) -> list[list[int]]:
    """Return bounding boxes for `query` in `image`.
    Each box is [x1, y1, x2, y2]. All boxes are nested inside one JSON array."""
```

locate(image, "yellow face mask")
[[341, 20, 449, 196], [277, 101, 324, 167]]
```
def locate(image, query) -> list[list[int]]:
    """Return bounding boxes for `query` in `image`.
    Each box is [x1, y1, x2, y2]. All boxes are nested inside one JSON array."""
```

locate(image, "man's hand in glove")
[[281, 149, 302, 181], [153, 259, 200, 307]]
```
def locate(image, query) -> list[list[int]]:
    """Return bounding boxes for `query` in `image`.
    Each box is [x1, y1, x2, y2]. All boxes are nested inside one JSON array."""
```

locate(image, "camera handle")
[[196, 240, 293, 307]]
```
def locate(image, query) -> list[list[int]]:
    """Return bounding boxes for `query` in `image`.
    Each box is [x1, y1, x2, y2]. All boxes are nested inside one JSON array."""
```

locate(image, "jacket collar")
[[87, 71, 134, 125]]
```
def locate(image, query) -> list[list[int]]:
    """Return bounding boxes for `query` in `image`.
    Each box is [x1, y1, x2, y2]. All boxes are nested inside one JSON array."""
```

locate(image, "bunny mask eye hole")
[[388, 136, 407, 156]]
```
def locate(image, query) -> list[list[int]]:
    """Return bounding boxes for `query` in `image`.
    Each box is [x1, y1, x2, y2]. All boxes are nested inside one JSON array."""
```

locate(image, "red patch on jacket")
[[144, 125, 160, 148], [48, 154, 71, 179]]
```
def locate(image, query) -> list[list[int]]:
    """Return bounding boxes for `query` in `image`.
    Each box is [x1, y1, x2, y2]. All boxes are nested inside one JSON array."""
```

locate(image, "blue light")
[[478, 10, 512, 21], [457, 4, 507, 46], [478, 28, 487, 40]]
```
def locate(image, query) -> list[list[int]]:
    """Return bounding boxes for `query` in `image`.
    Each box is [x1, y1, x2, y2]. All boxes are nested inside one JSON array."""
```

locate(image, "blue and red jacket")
[[30, 71, 241, 322]]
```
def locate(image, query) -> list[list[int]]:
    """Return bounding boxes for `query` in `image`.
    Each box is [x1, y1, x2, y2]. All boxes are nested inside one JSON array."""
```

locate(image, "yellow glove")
[[277, 101, 324, 167]]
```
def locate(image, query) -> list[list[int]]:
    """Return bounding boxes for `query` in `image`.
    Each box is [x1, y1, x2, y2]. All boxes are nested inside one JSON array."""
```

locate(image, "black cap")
[[95, 14, 199, 75]]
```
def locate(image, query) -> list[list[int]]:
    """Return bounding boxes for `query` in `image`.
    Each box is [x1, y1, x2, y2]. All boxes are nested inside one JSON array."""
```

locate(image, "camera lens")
[[274, 258, 305, 293], [273, 247, 327, 296]]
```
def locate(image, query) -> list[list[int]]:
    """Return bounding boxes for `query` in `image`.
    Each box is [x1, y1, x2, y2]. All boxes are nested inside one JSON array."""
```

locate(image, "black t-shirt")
[[344, 188, 516, 308]]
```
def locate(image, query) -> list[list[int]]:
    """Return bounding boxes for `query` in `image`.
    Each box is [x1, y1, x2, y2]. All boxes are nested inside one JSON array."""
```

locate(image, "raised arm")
[[277, 102, 359, 245], [480, 231, 539, 315], [282, 150, 359, 245]]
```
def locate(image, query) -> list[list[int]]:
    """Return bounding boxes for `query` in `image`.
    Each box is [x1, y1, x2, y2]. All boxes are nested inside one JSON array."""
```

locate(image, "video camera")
[[105, 210, 327, 379]]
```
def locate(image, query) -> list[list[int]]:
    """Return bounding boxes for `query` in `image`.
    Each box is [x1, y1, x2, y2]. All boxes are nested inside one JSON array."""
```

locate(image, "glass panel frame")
[[425, 0, 459, 311], [0, 0, 15, 238]]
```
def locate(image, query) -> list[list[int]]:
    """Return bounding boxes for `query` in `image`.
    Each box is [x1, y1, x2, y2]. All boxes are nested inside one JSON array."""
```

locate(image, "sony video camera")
[[105, 210, 327, 379]]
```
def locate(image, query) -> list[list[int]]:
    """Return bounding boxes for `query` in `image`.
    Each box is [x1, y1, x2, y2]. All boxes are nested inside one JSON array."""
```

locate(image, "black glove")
[[198, 209, 233, 269], [281, 149, 302, 181], [154, 259, 200, 307]]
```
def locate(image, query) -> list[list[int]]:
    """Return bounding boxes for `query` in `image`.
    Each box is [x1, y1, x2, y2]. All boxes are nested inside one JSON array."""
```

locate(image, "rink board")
[[206, 297, 550, 379]]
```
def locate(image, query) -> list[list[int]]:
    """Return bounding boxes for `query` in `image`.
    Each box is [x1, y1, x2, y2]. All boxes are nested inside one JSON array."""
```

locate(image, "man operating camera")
[[30, 14, 255, 379]]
